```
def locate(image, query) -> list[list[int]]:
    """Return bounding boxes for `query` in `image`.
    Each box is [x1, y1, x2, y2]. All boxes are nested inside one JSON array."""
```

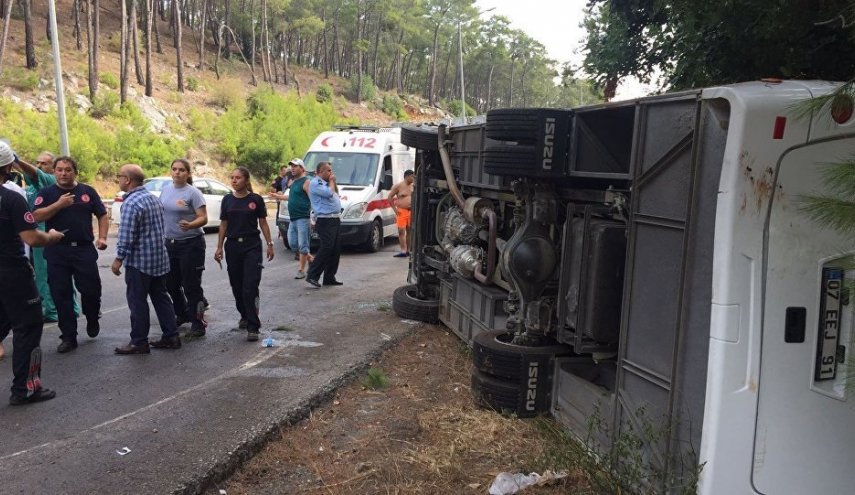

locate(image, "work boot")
[[57, 340, 78, 353], [10, 388, 56, 406], [150, 335, 182, 349], [114, 342, 151, 355], [247, 331, 260, 342], [86, 318, 100, 338]]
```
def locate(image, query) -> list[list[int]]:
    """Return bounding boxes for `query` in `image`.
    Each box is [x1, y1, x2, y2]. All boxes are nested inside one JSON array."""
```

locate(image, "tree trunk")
[[428, 23, 440, 106], [222, 0, 230, 59], [0, 0, 13, 75], [73, 0, 82, 49], [120, 0, 129, 103], [131, 0, 144, 84], [248, 0, 256, 76], [144, 0, 153, 96], [21, 0, 37, 69], [86, 0, 98, 100], [173, 0, 184, 91], [197, 0, 206, 68], [213, 21, 223, 78], [371, 11, 381, 84], [486, 63, 494, 112], [153, 3, 162, 53]]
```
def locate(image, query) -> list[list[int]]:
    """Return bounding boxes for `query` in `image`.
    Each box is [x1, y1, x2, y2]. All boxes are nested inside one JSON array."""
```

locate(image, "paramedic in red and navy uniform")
[[0, 141, 64, 405], [33, 156, 109, 354]]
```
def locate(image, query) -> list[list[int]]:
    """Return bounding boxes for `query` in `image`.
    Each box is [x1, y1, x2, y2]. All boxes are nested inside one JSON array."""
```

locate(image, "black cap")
[[404, 169, 414, 177]]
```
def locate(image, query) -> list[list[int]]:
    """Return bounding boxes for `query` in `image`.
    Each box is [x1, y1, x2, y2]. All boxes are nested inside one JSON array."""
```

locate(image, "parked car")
[[110, 177, 232, 230]]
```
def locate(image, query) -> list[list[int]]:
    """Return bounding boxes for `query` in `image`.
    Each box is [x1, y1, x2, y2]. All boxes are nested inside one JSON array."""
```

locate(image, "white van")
[[396, 80, 855, 493], [276, 125, 415, 252]]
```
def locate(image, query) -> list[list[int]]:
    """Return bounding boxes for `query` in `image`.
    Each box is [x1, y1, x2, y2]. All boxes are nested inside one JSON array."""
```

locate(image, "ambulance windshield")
[[303, 152, 379, 186]]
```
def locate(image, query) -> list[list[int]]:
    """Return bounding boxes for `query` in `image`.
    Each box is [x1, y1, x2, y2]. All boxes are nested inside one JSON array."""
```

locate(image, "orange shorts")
[[396, 207, 411, 229]]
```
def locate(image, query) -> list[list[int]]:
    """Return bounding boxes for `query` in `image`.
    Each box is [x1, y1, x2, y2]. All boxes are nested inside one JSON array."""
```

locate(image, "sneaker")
[[295, 270, 306, 279], [86, 319, 100, 338], [306, 278, 321, 288], [10, 388, 56, 406], [150, 335, 182, 349], [57, 341, 78, 353], [323, 279, 343, 286], [238, 319, 248, 331], [393, 252, 408, 258], [175, 316, 191, 328], [247, 331, 260, 342]]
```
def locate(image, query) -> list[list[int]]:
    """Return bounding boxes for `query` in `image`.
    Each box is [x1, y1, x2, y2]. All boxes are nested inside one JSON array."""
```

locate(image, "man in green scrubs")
[[15, 152, 80, 321]]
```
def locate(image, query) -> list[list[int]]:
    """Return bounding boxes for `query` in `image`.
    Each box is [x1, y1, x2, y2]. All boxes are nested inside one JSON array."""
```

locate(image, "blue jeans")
[[125, 266, 178, 345], [287, 217, 311, 254]]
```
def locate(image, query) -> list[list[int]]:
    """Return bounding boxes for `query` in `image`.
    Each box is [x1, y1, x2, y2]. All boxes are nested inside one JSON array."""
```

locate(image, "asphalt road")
[[0, 223, 417, 494]]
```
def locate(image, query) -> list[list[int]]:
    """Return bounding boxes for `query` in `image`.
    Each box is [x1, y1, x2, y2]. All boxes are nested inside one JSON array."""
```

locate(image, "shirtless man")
[[388, 170, 415, 258]]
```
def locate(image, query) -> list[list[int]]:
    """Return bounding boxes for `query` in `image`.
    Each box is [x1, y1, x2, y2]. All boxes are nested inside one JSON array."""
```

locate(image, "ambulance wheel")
[[392, 284, 439, 324], [401, 125, 439, 151], [472, 330, 571, 382], [362, 219, 384, 252]]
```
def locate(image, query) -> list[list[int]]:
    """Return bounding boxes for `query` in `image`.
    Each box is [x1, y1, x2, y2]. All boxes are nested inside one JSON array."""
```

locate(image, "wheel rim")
[[372, 222, 382, 250]]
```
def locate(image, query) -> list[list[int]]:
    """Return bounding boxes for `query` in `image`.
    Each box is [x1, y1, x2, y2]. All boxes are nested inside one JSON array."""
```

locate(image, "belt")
[[165, 236, 201, 244], [227, 236, 258, 243], [58, 240, 86, 247]]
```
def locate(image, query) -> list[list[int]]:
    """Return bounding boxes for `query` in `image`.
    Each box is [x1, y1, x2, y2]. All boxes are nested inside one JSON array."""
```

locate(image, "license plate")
[[815, 268, 844, 381]]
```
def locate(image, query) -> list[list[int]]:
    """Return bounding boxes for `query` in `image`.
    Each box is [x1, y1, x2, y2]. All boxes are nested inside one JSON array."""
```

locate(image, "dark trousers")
[[307, 217, 341, 283], [165, 235, 206, 331], [0, 263, 46, 398], [44, 243, 101, 343], [225, 237, 263, 332], [125, 265, 178, 345]]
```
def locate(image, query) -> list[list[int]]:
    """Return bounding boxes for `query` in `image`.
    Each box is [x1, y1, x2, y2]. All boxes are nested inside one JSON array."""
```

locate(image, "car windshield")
[[144, 178, 170, 192], [303, 152, 379, 186]]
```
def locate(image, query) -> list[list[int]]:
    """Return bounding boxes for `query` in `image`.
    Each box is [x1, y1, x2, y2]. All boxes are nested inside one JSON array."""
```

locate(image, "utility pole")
[[48, 0, 69, 155]]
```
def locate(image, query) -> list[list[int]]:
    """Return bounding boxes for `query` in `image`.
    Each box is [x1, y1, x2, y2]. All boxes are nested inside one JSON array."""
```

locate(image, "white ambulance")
[[276, 125, 415, 252]]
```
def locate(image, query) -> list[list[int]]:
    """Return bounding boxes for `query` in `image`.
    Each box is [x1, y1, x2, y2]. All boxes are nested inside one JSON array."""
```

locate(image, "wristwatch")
[[266, 241, 273, 246]]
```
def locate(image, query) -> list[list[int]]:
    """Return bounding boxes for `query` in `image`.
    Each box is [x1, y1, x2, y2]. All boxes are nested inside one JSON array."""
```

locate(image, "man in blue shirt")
[[111, 164, 180, 354], [306, 161, 343, 287]]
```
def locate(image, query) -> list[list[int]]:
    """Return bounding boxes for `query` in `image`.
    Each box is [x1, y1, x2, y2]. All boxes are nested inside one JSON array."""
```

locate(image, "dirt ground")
[[214, 325, 594, 495]]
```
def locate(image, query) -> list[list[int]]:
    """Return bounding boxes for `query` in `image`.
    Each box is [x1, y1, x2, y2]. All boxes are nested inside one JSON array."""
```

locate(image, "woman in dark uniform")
[[213, 167, 274, 341], [0, 141, 64, 405]]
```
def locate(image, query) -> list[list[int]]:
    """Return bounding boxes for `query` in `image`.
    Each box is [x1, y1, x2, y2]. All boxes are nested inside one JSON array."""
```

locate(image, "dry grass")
[[216, 327, 593, 495]]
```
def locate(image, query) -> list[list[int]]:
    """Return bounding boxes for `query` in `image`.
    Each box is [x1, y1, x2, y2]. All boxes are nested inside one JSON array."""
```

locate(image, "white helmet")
[[0, 141, 14, 167]]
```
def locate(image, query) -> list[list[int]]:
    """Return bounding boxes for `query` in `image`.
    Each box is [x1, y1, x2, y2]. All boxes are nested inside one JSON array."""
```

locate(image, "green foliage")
[[99, 72, 119, 89], [89, 92, 119, 119], [531, 410, 702, 494], [381, 94, 407, 120], [582, 0, 855, 92], [800, 158, 855, 234], [316, 83, 333, 103], [210, 78, 245, 108], [348, 73, 376, 101], [187, 107, 218, 143], [0, 95, 189, 181], [362, 367, 389, 390], [233, 89, 339, 178], [446, 99, 476, 118], [1, 67, 39, 91], [186, 76, 200, 92]]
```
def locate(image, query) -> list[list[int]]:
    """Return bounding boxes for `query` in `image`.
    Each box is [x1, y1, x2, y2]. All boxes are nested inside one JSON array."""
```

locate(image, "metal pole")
[[47, 0, 69, 155], [458, 21, 465, 123]]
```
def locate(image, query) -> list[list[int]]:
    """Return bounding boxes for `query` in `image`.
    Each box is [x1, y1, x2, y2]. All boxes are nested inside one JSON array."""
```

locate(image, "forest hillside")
[[0, 0, 600, 194]]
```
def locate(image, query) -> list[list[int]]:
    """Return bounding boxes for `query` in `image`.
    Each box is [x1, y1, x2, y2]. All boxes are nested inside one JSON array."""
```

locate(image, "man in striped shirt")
[[111, 164, 180, 354]]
